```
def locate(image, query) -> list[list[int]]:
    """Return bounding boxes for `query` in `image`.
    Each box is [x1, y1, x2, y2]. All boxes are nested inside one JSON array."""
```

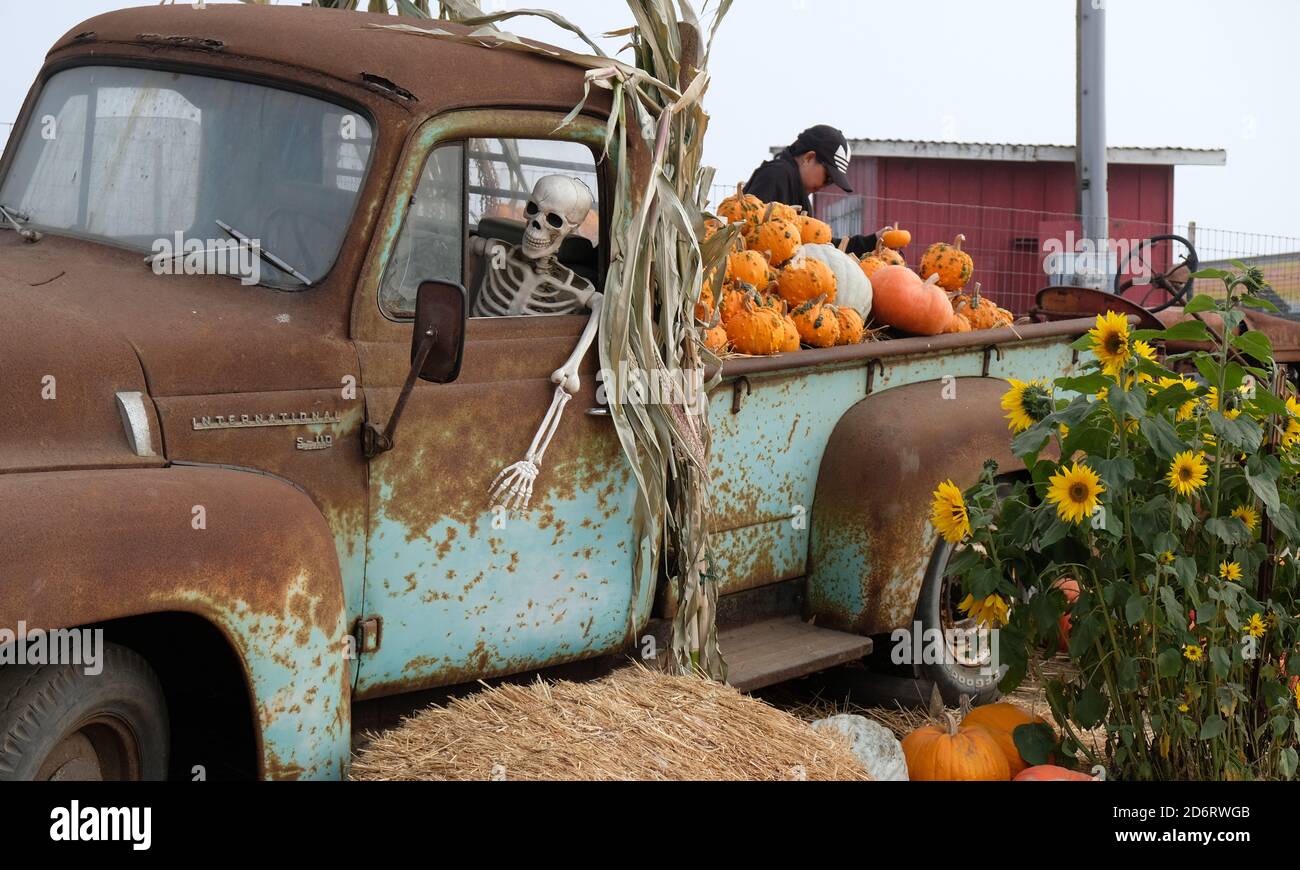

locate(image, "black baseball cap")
[[790, 125, 854, 193]]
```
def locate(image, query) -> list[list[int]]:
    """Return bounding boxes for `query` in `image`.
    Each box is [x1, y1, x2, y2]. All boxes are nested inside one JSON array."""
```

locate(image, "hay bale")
[[351, 665, 870, 781]]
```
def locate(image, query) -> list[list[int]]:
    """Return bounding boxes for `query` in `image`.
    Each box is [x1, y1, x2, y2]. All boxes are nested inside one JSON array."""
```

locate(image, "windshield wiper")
[[216, 220, 313, 287], [0, 204, 41, 243]]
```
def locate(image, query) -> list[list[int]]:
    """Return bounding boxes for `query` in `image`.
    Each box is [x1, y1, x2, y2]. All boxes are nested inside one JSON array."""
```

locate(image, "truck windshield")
[[0, 65, 373, 287]]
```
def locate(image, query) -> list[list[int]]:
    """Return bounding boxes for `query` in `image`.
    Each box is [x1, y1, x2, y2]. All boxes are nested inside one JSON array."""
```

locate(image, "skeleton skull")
[[522, 175, 593, 261]]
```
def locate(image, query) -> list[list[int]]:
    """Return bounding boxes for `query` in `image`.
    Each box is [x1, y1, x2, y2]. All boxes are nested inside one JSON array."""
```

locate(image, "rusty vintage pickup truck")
[[0, 5, 1092, 780]]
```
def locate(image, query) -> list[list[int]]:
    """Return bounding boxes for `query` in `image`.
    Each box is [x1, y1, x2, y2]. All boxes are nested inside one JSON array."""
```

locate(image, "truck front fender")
[[806, 377, 1027, 636], [0, 465, 349, 780]]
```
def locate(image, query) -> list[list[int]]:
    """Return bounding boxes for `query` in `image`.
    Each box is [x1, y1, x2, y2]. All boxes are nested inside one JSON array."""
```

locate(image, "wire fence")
[[708, 183, 1300, 319]]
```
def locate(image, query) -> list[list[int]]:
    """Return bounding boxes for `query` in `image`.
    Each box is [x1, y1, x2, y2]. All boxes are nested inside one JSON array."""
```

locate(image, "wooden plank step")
[[720, 616, 873, 693]]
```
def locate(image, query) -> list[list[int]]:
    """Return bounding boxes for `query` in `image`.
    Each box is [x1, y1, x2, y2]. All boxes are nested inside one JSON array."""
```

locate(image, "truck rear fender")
[[806, 377, 1032, 636]]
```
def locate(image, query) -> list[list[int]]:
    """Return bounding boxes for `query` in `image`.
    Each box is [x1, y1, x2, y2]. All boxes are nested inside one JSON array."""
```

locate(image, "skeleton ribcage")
[[471, 244, 592, 317]]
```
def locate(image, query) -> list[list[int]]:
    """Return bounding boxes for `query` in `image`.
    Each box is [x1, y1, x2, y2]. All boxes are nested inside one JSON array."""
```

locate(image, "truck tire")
[[913, 537, 1003, 706], [0, 642, 169, 781]]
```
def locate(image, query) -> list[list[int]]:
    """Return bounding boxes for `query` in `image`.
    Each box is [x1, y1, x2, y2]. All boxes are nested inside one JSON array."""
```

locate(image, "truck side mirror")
[[412, 279, 467, 383], [363, 280, 467, 458]]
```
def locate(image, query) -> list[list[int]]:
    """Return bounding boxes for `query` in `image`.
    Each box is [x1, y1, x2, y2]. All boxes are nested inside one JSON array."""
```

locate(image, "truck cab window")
[[378, 136, 601, 319]]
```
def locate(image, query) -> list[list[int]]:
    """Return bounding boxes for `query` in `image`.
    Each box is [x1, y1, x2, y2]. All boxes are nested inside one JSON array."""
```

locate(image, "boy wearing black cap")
[[743, 124, 878, 256]]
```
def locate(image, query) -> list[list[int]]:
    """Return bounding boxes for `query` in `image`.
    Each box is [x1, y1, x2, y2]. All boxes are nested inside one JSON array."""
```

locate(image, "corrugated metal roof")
[[771, 139, 1226, 166]]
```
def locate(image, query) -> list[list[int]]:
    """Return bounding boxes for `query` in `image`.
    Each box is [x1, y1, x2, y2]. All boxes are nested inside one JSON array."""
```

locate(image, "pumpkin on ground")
[[797, 214, 833, 245], [1015, 764, 1104, 782], [902, 712, 1010, 781], [962, 702, 1049, 777], [724, 292, 785, 355], [833, 306, 866, 345], [727, 250, 776, 290], [880, 222, 911, 250], [748, 219, 803, 266], [777, 258, 837, 307], [870, 266, 952, 335], [796, 244, 872, 318], [920, 233, 974, 292], [790, 296, 841, 348]]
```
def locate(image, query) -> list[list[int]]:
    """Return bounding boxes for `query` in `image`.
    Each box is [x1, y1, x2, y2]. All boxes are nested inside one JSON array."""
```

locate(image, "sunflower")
[[1155, 376, 1200, 422], [1184, 644, 1204, 663], [1294, 681, 1300, 710], [1266, 612, 1278, 630], [1158, 550, 1175, 565], [1132, 340, 1158, 383], [1205, 387, 1242, 420], [1088, 310, 1132, 377], [930, 480, 971, 543], [1231, 504, 1260, 535], [1046, 462, 1105, 524], [1166, 451, 1209, 496], [958, 592, 1010, 628], [1284, 397, 1300, 449], [1001, 378, 1053, 433], [1244, 613, 1267, 638], [1178, 701, 1190, 713], [1219, 560, 1242, 582]]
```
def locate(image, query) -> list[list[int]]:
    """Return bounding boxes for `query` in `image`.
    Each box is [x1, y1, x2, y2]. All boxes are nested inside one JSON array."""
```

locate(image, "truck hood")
[[0, 233, 357, 473]]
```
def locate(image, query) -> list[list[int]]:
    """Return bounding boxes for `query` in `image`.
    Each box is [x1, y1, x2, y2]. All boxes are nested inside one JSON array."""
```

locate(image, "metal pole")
[[1077, 0, 1108, 290]]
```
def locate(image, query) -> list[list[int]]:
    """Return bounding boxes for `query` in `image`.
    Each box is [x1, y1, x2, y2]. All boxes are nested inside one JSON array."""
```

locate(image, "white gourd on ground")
[[796, 243, 872, 319]]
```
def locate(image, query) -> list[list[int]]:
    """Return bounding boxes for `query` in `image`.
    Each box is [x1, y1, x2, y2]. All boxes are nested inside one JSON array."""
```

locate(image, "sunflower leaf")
[[1209, 412, 1263, 451], [1182, 293, 1218, 314], [1139, 414, 1186, 461], [1245, 452, 1282, 514]]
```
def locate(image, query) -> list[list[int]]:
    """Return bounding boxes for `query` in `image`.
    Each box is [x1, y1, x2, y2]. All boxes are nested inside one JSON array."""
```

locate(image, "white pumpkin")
[[810, 714, 908, 781], [795, 243, 872, 319]]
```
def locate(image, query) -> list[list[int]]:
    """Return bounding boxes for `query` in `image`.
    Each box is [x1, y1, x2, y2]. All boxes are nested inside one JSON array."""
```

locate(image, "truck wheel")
[[0, 643, 169, 781], [913, 538, 1003, 706]]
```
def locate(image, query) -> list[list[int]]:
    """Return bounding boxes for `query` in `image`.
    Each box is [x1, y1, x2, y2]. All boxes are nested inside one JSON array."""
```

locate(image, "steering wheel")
[[1113, 233, 1198, 313]]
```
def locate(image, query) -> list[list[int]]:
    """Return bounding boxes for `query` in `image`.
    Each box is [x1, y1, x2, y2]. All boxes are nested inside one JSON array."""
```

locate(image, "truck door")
[[351, 112, 646, 698]]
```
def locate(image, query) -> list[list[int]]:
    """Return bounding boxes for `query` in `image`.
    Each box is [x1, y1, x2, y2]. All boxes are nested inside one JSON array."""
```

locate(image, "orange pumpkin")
[[777, 258, 838, 307], [902, 712, 1010, 781], [748, 219, 803, 266], [702, 323, 728, 352], [880, 222, 911, 250], [703, 217, 723, 241], [717, 185, 764, 225], [942, 311, 972, 334], [920, 233, 974, 292], [833, 306, 866, 345], [719, 281, 751, 324], [790, 296, 841, 348], [962, 702, 1050, 777], [958, 283, 1013, 331], [727, 250, 776, 290], [1015, 764, 1103, 782], [870, 267, 952, 335], [724, 292, 784, 355], [694, 283, 715, 322], [761, 201, 801, 224], [797, 214, 833, 245], [778, 314, 801, 352]]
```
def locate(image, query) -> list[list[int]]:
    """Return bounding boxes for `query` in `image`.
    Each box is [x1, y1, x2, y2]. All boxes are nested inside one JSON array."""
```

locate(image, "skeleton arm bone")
[[550, 290, 603, 394]]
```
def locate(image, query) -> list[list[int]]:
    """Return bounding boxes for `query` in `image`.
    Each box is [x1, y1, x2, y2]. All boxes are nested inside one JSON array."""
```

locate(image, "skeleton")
[[478, 175, 603, 513]]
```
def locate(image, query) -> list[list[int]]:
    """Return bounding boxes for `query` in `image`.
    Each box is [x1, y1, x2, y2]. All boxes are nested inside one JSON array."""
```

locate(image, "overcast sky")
[[2, 0, 1296, 240]]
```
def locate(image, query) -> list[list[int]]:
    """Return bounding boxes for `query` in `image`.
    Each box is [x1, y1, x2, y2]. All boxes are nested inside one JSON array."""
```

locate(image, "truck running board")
[[720, 616, 873, 693]]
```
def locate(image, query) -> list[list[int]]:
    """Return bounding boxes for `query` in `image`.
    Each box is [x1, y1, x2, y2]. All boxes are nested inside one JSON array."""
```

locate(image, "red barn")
[[807, 139, 1226, 313]]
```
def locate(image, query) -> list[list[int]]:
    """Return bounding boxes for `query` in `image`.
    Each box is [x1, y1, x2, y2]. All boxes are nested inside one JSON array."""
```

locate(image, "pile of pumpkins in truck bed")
[[698, 189, 1017, 356]]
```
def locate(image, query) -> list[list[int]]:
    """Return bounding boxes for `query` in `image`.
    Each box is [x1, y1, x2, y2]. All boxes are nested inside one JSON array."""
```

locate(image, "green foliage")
[[946, 269, 1300, 780]]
